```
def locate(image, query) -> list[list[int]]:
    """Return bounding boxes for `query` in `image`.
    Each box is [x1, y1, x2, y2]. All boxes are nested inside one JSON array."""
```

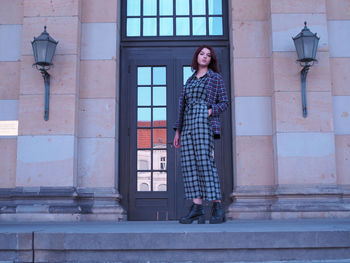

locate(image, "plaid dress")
[[180, 73, 222, 201]]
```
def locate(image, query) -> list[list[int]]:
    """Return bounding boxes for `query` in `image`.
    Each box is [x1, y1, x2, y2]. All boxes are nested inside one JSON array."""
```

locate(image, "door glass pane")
[[176, 0, 189, 15], [153, 67, 166, 85], [143, 18, 157, 36], [153, 172, 167, 191], [137, 150, 151, 169], [153, 108, 166, 126], [137, 172, 151, 191], [127, 0, 141, 16], [192, 17, 206, 35], [127, 18, 141, 36], [138, 67, 151, 85], [143, 0, 157, 16], [138, 86, 151, 106], [192, 0, 206, 15], [209, 17, 223, 35], [138, 108, 151, 127], [160, 0, 173, 15], [153, 128, 167, 148], [138, 129, 151, 148], [153, 150, 167, 170], [160, 18, 173, 36], [208, 0, 222, 15], [153, 87, 166, 106], [176, 17, 190, 35], [183, 66, 193, 84]]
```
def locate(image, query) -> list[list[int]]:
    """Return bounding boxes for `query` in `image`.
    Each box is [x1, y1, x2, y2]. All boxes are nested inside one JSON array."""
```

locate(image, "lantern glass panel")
[[303, 37, 315, 60], [312, 38, 319, 59], [294, 38, 304, 61], [46, 41, 57, 64], [36, 41, 48, 64]]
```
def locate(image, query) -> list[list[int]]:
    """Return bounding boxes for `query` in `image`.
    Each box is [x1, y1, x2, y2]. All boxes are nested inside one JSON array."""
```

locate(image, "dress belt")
[[185, 100, 207, 110]]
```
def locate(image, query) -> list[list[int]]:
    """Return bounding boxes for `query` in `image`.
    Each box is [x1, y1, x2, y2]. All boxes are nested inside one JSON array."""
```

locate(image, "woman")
[[173, 45, 229, 224]]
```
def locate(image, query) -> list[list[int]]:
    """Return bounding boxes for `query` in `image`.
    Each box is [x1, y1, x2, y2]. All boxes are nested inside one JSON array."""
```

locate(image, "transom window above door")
[[123, 0, 226, 39]]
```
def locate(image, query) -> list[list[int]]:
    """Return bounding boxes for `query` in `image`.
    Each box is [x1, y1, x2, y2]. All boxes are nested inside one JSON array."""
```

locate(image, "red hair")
[[191, 45, 220, 73]]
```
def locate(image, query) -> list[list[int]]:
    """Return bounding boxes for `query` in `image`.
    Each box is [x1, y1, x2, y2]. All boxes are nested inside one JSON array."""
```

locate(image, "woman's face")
[[197, 48, 211, 68]]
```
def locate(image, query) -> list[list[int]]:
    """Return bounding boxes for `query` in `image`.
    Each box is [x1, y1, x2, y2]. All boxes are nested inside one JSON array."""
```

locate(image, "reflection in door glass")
[[138, 129, 151, 148], [138, 86, 151, 106], [153, 67, 166, 85], [153, 128, 167, 148], [136, 66, 168, 192], [153, 172, 167, 191], [143, 0, 157, 16], [153, 108, 166, 126], [183, 66, 193, 84], [153, 87, 166, 106], [137, 172, 151, 191], [138, 67, 152, 85], [137, 150, 151, 169], [138, 108, 151, 127]]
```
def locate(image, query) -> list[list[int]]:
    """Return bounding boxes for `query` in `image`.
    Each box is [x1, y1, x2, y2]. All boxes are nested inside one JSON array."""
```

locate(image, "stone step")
[[0, 219, 350, 263]]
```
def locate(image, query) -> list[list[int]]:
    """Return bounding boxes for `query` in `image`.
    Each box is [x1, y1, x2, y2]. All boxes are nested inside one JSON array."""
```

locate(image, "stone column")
[[269, 0, 349, 218], [227, 0, 275, 219], [10, 0, 82, 221]]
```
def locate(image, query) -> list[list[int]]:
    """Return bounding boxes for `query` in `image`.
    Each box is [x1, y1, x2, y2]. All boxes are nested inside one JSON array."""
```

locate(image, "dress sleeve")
[[173, 85, 186, 132], [211, 74, 229, 116]]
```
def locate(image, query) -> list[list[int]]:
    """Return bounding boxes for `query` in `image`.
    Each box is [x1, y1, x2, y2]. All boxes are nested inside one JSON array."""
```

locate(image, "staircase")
[[1, 219, 350, 263]]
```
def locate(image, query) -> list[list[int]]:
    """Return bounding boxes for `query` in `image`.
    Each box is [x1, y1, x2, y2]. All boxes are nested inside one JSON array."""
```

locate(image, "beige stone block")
[[23, 0, 80, 17], [0, 0, 23, 24], [330, 58, 350, 96], [234, 58, 271, 96], [18, 95, 76, 135], [326, 0, 350, 20], [82, 0, 117, 22], [78, 99, 115, 138], [271, 0, 326, 13], [231, 0, 268, 21], [272, 52, 331, 92], [274, 92, 334, 132], [0, 138, 17, 188], [0, 62, 20, 99], [22, 17, 79, 56], [276, 132, 336, 185], [20, 55, 79, 95], [80, 60, 116, 98], [16, 135, 76, 187], [335, 135, 350, 184], [236, 136, 274, 186], [78, 138, 115, 187], [271, 14, 328, 52], [232, 21, 270, 58]]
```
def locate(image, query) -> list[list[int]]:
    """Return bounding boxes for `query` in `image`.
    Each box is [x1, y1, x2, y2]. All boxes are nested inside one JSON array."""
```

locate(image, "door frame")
[[119, 42, 233, 220]]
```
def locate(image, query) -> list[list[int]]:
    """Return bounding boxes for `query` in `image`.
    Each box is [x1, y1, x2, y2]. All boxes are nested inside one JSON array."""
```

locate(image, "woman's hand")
[[208, 108, 213, 117], [173, 130, 180, 148]]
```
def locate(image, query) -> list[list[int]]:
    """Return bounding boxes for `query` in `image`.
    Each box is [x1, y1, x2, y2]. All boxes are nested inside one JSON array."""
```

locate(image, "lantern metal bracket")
[[300, 64, 310, 118], [40, 67, 50, 121]]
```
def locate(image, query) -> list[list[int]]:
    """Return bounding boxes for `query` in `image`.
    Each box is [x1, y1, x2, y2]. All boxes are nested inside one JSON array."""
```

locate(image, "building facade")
[[0, 0, 349, 221]]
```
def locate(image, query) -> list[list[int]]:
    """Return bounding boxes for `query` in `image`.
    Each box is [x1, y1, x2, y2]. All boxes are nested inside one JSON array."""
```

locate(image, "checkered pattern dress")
[[180, 73, 222, 201]]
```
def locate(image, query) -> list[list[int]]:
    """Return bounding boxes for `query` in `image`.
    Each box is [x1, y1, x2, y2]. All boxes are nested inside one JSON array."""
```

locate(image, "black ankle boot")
[[179, 203, 205, 224], [209, 202, 226, 224]]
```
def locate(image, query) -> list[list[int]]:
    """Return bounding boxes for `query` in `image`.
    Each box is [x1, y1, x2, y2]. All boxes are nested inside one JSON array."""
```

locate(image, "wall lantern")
[[31, 26, 58, 121], [292, 21, 320, 118]]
